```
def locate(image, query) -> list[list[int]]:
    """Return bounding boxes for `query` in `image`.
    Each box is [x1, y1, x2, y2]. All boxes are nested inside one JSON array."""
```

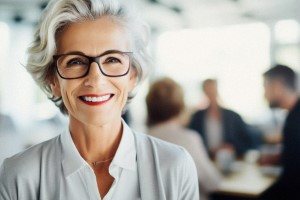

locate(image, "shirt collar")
[[61, 125, 87, 177], [61, 120, 136, 177], [111, 119, 137, 171]]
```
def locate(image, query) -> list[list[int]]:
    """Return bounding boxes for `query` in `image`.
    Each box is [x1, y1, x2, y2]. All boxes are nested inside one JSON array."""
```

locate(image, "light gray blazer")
[[0, 130, 199, 200]]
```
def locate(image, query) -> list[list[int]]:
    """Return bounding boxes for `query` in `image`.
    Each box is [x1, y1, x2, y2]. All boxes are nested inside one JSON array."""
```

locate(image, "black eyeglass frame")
[[52, 50, 133, 80]]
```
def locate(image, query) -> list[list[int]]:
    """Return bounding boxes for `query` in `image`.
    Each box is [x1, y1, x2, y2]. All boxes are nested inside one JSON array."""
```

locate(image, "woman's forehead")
[[56, 17, 131, 55]]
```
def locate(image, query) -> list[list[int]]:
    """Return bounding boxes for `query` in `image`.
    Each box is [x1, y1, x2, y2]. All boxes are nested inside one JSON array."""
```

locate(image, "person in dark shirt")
[[260, 64, 300, 200], [189, 79, 254, 157]]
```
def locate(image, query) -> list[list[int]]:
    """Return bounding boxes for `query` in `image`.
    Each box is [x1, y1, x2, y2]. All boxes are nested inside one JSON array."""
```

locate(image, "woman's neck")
[[69, 116, 123, 164]]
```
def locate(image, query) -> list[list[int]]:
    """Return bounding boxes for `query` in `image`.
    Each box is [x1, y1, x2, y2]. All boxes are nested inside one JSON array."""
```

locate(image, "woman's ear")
[[50, 77, 61, 97]]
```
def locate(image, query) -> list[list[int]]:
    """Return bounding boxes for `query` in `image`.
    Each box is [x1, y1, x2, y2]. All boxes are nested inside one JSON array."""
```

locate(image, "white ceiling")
[[0, 0, 299, 28]]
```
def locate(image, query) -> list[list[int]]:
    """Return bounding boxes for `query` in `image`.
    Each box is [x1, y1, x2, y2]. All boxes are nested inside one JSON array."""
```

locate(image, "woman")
[[0, 1, 199, 200], [146, 78, 221, 200]]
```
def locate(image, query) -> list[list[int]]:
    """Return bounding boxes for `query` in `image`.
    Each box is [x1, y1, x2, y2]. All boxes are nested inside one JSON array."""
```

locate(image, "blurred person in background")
[[260, 64, 300, 200], [147, 77, 221, 200], [0, 0, 199, 199], [189, 79, 255, 158]]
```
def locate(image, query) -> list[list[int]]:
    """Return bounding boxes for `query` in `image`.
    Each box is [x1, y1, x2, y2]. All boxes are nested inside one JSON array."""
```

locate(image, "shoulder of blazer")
[[190, 109, 208, 124], [221, 107, 241, 120]]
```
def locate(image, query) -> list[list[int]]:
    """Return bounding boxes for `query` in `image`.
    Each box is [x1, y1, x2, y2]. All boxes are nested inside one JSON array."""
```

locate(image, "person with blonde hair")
[[0, 1, 199, 199], [147, 77, 221, 200]]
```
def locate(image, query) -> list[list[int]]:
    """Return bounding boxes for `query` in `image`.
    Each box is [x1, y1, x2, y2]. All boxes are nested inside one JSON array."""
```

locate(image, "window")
[[155, 23, 271, 122]]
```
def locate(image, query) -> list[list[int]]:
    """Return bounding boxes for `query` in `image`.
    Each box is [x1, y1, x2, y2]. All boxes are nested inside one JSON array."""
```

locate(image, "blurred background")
[[1, 0, 299, 142], [0, 0, 299, 199]]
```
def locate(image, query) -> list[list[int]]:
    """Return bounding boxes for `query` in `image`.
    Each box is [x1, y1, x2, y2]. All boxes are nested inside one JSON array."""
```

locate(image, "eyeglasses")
[[53, 50, 133, 79]]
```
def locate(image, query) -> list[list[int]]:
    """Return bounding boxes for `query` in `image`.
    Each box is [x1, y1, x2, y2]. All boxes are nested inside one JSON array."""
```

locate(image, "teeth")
[[83, 95, 111, 102]]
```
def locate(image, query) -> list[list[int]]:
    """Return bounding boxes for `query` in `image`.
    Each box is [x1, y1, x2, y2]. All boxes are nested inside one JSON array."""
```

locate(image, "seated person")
[[146, 77, 221, 200], [189, 79, 254, 158]]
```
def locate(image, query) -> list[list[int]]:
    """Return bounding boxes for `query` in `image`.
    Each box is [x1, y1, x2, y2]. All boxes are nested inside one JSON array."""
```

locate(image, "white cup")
[[216, 149, 235, 174]]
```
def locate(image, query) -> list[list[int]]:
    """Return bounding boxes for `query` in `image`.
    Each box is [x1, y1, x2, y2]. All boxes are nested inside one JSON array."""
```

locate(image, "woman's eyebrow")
[[61, 49, 126, 57]]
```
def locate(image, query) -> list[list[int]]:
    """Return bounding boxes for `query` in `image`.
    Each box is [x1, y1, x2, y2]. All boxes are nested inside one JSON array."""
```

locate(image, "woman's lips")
[[79, 94, 114, 106]]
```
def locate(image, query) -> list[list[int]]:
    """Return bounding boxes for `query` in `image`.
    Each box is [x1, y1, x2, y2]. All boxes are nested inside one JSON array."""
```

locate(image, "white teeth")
[[83, 95, 111, 102]]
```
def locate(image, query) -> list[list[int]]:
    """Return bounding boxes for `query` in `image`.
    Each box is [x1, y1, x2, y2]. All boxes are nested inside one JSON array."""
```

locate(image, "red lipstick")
[[79, 94, 113, 106]]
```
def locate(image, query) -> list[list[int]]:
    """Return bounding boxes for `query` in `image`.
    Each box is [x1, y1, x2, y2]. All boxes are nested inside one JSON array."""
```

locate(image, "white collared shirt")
[[205, 115, 223, 151], [60, 120, 139, 200], [0, 121, 199, 200]]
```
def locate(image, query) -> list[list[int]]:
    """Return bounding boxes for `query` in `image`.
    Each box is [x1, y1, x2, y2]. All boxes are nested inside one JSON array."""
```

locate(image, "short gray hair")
[[26, 0, 151, 114]]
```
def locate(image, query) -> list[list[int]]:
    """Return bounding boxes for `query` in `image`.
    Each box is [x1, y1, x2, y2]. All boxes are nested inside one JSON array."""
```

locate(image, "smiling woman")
[[0, 0, 199, 200]]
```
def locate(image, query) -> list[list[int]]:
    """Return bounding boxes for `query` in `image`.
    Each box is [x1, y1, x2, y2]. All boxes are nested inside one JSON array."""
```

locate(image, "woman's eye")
[[105, 57, 121, 64], [67, 59, 87, 66]]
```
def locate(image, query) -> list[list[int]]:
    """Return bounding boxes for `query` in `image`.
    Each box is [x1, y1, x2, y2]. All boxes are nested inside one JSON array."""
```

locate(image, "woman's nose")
[[84, 62, 107, 86], [89, 62, 103, 75]]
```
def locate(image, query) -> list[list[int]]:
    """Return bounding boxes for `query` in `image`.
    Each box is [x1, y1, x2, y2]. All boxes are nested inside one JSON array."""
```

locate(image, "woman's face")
[[51, 17, 136, 126]]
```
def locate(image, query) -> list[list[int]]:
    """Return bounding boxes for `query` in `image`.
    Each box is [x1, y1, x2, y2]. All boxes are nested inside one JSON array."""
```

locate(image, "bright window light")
[[275, 19, 300, 44], [156, 23, 270, 122], [275, 46, 300, 71]]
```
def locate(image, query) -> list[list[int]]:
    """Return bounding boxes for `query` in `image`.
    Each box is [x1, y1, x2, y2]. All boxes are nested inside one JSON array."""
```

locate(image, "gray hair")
[[26, 0, 151, 114]]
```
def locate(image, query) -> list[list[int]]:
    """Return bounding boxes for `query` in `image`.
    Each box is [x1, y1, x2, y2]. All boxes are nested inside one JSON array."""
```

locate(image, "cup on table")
[[216, 148, 235, 175]]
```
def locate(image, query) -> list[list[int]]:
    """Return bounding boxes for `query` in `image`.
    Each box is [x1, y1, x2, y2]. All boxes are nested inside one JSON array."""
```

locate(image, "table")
[[213, 162, 279, 199]]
